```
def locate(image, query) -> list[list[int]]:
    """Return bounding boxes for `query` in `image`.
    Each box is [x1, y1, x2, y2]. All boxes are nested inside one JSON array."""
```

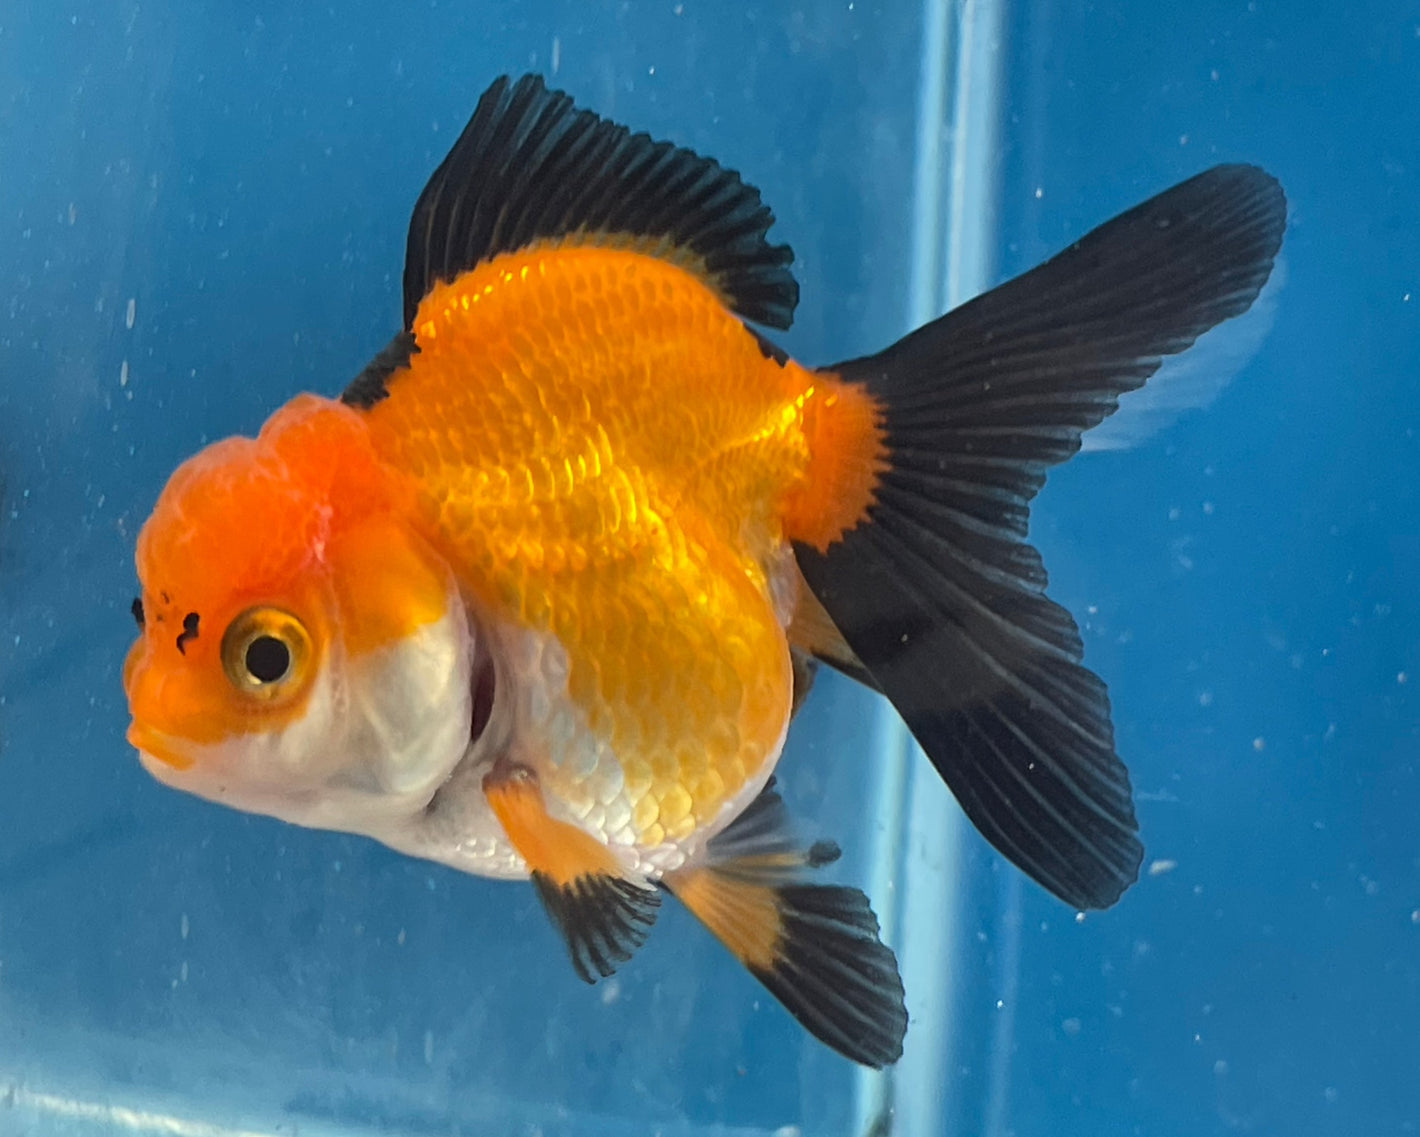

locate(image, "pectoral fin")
[[484, 766, 660, 983]]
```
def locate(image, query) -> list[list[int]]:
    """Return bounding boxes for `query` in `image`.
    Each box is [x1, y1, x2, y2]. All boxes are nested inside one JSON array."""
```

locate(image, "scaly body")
[[376, 246, 815, 875]]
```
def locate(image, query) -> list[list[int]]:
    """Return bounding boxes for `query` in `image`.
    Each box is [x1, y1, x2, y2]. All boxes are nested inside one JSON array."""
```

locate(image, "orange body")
[[366, 243, 880, 848]]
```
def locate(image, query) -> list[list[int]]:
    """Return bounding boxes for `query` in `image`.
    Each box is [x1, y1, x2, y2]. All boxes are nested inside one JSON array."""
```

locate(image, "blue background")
[[0, 2, 1414, 1136]]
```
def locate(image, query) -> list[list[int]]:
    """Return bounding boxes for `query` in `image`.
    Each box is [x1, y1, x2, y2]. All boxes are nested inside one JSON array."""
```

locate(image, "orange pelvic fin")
[[663, 781, 906, 1068], [484, 766, 660, 983]]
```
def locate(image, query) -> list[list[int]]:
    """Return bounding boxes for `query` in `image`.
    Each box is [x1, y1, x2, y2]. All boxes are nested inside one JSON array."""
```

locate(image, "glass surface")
[[1, 2, 1415, 1136]]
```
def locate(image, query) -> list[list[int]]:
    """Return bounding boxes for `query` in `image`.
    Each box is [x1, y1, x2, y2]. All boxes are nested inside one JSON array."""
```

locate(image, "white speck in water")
[[1404, 292, 1412, 302], [180, 913, 189, 940], [180, 960, 188, 983], [1168, 506, 1181, 521], [674, 3, 684, 13], [125, 297, 136, 328], [119, 359, 129, 387], [424, 1030, 434, 1065], [1210, 68, 1220, 81], [1202, 500, 1215, 515], [1410, 909, 1419, 924], [1398, 671, 1408, 685], [397, 928, 407, 946], [1062, 1017, 1082, 1036], [601, 977, 622, 1006], [1179, 133, 1189, 146], [1214, 1059, 1228, 1075], [1034, 186, 1044, 199], [1199, 690, 1214, 707], [774, 1127, 802, 1137], [1148, 859, 1178, 877], [551, 36, 561, 74], [996, 999, 1005, 1009], [1252, 737, 1266, 752], [648, 65, 656, 76], [1075, 911, 1086, 924], [1324, 1086, 1339, 1104]]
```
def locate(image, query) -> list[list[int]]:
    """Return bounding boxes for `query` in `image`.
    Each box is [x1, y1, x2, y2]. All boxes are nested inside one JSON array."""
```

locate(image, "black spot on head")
[[130, 597, 145, 628], [175, 611, 200, 655], [245, 635, 291, 683]]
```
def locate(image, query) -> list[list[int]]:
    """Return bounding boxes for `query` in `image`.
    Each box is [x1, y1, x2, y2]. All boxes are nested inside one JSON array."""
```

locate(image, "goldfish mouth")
[[127, 723, 195, 771]]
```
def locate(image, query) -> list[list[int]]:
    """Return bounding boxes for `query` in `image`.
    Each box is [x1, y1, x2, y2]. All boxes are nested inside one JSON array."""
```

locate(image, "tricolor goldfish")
[[123, 74, 1285, 1067]]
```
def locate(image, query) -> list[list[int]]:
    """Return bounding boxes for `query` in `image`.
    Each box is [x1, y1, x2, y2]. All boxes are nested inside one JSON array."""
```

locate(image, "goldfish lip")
[[127, 722, 195, 771]]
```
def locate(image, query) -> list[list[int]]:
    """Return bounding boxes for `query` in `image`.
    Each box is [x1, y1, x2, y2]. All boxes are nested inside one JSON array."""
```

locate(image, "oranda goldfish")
[[123, 74, 1285, 1066]]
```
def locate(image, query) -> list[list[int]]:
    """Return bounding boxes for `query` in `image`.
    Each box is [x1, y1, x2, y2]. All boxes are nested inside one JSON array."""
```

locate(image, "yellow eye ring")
[[220, 607, 313, 702]]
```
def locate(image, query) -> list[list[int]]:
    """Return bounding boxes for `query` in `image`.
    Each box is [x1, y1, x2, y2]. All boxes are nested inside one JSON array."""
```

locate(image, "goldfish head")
[[124, 395, 476, 835]]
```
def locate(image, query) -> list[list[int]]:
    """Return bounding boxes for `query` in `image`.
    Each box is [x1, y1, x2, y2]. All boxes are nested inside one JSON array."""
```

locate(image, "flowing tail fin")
[[793, 165, 1287, 910]]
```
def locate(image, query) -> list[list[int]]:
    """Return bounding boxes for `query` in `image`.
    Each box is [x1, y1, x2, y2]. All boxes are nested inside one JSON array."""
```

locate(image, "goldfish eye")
[[220, 608, 312, 701]]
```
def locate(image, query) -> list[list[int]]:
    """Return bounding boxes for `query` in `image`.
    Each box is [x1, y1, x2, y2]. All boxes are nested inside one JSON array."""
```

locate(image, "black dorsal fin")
[[401, 73, 799, 330]]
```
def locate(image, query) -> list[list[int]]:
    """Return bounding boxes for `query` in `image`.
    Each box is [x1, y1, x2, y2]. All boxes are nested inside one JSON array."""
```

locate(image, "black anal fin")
[[665, 780, 907, 1068], [796, 165, 1287, 911]]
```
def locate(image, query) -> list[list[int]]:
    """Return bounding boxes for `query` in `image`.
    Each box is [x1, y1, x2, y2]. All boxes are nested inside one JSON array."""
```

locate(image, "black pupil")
[[245, 636, 291, 683]]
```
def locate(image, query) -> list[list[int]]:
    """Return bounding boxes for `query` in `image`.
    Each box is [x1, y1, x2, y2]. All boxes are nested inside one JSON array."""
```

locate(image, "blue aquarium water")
[[0, 2, 1414, 1136]]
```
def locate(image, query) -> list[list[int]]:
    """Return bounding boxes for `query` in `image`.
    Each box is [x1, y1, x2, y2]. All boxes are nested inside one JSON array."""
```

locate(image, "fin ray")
[[401, 74, 797, 330], [484, 767, 660, 982], [796, 164, 1287, 909], [666, 782, 906, 1067]]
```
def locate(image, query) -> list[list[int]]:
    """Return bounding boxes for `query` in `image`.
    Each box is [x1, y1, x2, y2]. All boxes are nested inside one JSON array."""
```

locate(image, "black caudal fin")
[[795, 165, 1287, 910], [664, 781, 907, 1068]]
